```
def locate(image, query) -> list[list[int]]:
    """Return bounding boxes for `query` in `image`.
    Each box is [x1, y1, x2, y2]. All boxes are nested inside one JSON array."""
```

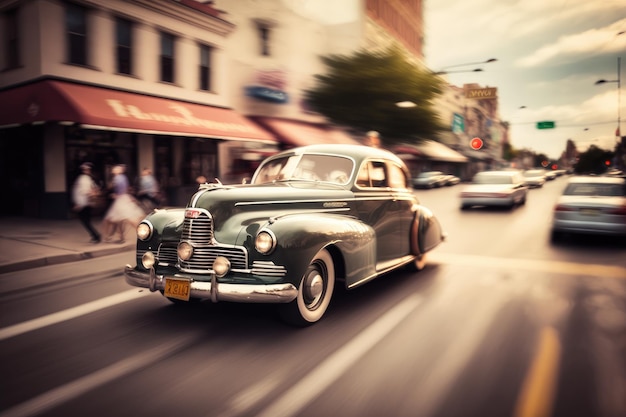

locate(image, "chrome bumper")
[[124, 265, 298, 303]]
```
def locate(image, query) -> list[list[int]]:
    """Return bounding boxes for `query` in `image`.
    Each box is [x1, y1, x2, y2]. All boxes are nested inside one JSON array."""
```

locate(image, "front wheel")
[[279, 248, 335, 326]]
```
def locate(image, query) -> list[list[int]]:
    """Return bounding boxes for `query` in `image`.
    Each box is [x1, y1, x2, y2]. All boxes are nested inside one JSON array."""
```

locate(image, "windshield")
[[252, 154, 354, 185]]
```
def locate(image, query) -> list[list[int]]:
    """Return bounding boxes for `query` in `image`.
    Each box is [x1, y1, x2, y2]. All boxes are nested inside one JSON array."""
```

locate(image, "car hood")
[[190, 183, 355, 239]]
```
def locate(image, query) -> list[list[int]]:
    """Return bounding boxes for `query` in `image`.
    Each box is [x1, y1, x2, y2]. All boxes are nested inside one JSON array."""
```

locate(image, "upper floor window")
[[160, 32, 175, 83], [65, 3, 88, 65], [199, 44, 212, 91], [258, 25, 270, 56], [4, 8, 20, 69], [115, 17, 133, 75]]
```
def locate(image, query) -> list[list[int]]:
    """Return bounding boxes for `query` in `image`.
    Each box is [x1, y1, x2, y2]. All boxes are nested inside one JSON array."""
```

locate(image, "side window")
[[357, 161, 388, 188], [387, 163, 408, 189]]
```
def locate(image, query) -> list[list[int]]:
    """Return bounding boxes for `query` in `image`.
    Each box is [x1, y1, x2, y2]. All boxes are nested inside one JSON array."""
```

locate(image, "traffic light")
[[470, 137, 483, 150]]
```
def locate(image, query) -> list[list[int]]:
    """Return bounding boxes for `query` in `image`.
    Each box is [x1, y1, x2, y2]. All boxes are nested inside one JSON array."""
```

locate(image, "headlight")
[[255, 230, 276, 254], [137, 222, 153, 241], [177, 241, 193, 260], [141, 251, 156, 269]]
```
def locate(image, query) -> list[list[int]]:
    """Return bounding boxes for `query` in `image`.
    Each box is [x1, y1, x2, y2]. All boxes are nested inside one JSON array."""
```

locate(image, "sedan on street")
[[550, 175, 626, 241], [460, 170, 528, 210], [412, 171, 446, 189], [522, 169, 546, 188], [124, 144, 445, 326]]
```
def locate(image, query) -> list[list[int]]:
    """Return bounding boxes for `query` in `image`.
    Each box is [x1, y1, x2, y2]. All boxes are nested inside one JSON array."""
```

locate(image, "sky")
[[423, 0, 626, 159]]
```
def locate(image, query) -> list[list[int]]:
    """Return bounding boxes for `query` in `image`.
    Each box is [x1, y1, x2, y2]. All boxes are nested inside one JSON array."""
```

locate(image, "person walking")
[[102, 164, 145, 243], [365, 130, 381, 148], [71, 162, 102, 243], [136, 167, 160, 211]]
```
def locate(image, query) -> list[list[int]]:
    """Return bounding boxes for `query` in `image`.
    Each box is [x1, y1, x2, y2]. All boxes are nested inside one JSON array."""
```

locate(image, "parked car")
[[412, 171, 446, 189], [544, 169, 557, 181], [460, 170, 528, 210], [124, 144, 446, 326], [522, 169, 546, 188], [550, 176, 626, 241], [442, 174, 461, 186]]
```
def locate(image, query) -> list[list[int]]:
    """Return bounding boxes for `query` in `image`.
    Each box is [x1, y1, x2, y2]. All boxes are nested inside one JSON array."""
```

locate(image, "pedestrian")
[[102, 164, 145, 243], [71, 162, 102, 244], [136, 167, 160, 211], [365, 130, 381, 148]]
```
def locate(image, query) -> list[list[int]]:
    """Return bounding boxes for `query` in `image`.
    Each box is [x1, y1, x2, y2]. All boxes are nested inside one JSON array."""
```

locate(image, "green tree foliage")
[[304, 45, 446, 145]]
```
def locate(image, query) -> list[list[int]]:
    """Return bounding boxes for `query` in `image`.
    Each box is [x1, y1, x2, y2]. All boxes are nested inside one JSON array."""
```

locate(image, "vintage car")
[[124, 144, 445, 325]]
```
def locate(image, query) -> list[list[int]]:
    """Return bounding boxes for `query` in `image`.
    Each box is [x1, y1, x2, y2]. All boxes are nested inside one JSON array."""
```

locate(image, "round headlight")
[[137, 222, 153, 241], [255, 230, 276, 254], [213, 256, 231, 277], [177, 241, 194, 260], [141, 251, 156, 269]]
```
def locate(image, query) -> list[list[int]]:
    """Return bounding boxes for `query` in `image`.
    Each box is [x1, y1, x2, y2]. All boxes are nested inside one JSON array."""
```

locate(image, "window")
[[199, 44, 212, 91], [4, 8, 20, 69], [387, 164, 408, 189], [66, 3, 87, 65], [258, 25, 270, 56], [357, 161, 388, 188], [160, 32, 175, 83], [115, 17, 133, 75]]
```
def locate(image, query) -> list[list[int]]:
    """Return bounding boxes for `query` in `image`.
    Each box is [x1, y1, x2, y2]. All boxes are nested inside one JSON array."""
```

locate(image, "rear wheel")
[[279, 248, 335, 326], [406, 254, 427, 272]]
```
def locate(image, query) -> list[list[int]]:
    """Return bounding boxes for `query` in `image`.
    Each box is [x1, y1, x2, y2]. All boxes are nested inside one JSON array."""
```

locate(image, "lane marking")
[[429, 252, 626, 280], [0, 289, 149, 341], [254, 294, 423, 417], [0, 334, 198, 417], [513, 326, 561, 417]]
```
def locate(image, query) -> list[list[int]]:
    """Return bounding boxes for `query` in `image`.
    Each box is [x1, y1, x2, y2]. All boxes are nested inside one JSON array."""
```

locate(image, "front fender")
[[254, 213, 376, 285]]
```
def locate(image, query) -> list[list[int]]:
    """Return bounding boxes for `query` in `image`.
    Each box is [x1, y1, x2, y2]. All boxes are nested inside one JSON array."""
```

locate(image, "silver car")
[[460, 170, 528, 210], [522, 169, 546, 188], [551, 176, 626, 240]]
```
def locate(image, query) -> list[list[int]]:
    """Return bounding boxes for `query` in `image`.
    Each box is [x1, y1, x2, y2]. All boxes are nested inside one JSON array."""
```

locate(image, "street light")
[[594, 57, 621, 138]]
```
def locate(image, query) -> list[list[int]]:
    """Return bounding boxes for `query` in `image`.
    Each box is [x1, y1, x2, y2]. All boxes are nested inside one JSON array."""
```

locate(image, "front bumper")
[[124, 265, 298, 303]]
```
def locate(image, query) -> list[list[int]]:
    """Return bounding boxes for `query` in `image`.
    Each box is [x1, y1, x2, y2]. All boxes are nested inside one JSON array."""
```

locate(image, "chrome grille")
[[251, 261, 287, 277], [157, 244, 178, 266], [182, 212, 213, 242], [180, 246, 248, 271]]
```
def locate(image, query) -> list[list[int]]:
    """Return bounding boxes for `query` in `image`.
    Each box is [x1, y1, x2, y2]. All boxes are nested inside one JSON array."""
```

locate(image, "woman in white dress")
[[103, 165, 145, 243]]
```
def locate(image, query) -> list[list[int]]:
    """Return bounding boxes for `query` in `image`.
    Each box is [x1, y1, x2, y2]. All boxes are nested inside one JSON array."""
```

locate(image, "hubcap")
[[304, 271, 324, 307]]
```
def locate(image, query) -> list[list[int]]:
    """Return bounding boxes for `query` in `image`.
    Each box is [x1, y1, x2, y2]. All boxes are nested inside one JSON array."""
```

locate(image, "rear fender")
[[411, 206, 445, 256]]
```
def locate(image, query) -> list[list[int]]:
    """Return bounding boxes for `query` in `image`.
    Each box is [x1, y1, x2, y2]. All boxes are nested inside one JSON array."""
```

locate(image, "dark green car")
[[124, 144, 445, 325]]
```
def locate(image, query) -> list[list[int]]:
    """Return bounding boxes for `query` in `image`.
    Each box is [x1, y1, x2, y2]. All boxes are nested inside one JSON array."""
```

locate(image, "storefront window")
[[184, 139, 216, 185]]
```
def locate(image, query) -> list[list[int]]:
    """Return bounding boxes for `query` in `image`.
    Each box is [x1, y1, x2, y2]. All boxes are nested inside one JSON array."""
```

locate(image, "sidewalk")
[[0, 216, 136, 274]]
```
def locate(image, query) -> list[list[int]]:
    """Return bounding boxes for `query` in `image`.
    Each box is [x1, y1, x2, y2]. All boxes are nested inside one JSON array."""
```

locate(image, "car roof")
[[475, 170, 520, 176], [567, 176, 625, 184], [266, 144, 406, 166]]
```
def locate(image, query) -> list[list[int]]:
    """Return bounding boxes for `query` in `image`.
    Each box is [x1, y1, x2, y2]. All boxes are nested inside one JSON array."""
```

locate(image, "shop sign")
[[465, 87, 497, 99]]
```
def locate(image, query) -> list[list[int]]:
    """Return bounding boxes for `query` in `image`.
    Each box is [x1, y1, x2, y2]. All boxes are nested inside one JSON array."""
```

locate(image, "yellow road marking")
[[513, 326, 561, 417]]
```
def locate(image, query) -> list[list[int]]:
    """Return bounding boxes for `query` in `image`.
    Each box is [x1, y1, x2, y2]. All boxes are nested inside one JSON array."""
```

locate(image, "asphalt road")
[[1, 175, 625, 417]]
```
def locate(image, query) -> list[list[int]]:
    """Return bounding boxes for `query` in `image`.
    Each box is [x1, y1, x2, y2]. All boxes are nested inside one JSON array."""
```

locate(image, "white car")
[[522, 169, 546, 188], [460, 171, 528, 210], [551, 176, 626, 241]]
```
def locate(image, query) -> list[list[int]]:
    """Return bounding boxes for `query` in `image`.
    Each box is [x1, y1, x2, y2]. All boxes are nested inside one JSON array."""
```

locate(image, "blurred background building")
[[0, 0, 505, 218]]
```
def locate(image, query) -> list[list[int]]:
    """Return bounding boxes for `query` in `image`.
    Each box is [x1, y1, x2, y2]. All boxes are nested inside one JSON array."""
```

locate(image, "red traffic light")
[[470, 137, 483, 150]]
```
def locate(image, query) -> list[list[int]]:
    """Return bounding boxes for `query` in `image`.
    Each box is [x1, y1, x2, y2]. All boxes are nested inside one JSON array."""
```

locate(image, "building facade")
[[0, 0, 276, 218]]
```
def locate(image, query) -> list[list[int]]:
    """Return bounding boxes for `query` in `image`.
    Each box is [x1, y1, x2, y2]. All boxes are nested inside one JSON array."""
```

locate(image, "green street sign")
[[537, 121, 555, 129]]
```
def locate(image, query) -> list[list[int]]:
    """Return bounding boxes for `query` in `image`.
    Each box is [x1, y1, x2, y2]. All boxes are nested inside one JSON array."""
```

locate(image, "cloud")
[[517, 19, 626, 67]]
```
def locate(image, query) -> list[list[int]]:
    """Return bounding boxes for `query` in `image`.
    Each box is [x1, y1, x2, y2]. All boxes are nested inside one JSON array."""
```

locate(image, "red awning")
[[0, 80, 276, 143], [250, 116, 360, 147]]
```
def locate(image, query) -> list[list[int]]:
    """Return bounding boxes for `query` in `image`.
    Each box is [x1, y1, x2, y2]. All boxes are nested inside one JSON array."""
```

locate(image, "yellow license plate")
[[164, 278, 191, 301]]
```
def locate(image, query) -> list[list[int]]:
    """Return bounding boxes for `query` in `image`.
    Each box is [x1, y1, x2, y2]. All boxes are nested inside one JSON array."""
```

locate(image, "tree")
[[574, 146, 614, 174], [304, 45, 446, 145]]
